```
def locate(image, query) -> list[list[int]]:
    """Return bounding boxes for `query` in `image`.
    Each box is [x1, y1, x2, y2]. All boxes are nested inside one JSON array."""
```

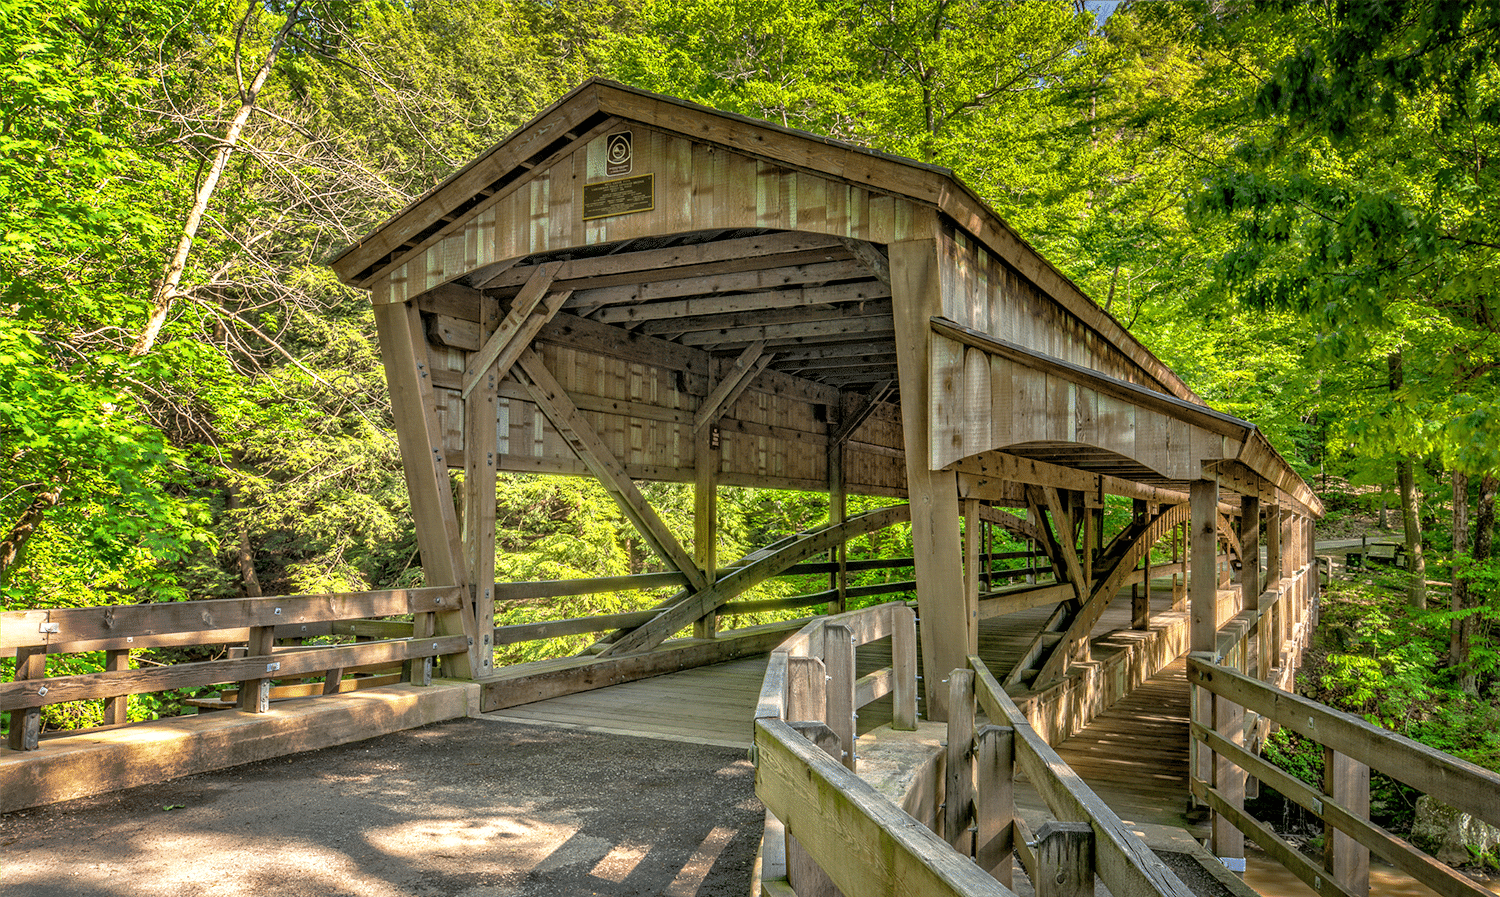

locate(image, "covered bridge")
[[327, 77, 1319, 720]]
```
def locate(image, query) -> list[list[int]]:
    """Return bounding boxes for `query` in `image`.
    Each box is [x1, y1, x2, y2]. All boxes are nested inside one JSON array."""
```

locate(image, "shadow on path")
[[0, 718, 763, 897]]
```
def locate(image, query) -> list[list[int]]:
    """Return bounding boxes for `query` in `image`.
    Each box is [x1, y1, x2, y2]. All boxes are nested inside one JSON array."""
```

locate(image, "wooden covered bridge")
[[4, 80, 1499, 897]]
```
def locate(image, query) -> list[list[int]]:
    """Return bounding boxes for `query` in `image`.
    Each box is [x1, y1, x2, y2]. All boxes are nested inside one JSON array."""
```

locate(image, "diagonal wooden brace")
[[515, 348, 709, 594]]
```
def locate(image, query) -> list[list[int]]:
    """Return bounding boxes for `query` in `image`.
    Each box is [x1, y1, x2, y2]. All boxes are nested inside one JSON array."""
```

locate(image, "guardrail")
[[965, 656, 1196, 897], [1, 586, 468, 750], [1187, 655, 1500, 897], [750, 601, 1195, 897]]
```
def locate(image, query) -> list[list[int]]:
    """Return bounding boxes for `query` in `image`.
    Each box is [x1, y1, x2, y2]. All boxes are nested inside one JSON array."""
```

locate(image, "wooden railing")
[[1, 586, 467, 751], [1188, 656, 1500, 897], [1188, 557, 1500, 897], [751, 601, 1194, 897], [965, 656, 1196, 897], [482, 502, 1056, 660], [755, 602, 1001, 897]]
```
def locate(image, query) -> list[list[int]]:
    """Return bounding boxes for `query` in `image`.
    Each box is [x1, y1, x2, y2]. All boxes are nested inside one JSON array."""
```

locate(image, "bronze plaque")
[[583, 173, 654, 221]]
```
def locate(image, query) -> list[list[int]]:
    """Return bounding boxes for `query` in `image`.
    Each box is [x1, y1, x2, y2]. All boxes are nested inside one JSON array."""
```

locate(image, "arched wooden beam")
[[1218, 514, 1243, 561], [977, 504, 1045, 546], [600, 504, 913, 656], [1026, 503, 1191, 689]]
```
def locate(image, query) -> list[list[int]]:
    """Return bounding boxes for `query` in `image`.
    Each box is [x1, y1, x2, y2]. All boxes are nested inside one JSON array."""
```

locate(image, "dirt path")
[[0, 718, 764, 897]]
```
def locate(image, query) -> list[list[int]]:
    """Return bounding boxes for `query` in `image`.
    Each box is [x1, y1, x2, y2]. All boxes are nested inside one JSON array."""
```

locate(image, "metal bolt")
[[37, 686, 48, 697]]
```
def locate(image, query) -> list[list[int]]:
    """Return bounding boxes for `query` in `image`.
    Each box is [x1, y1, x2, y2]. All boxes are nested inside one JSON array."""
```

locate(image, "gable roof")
[[332, 78, 1200, 406]]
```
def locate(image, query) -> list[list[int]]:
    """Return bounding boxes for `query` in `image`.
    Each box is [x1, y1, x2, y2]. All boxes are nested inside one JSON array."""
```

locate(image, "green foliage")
[[1306, 579, 1500, 770]]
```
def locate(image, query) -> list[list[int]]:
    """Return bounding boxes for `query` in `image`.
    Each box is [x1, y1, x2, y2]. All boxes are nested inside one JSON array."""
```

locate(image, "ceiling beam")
[[595, 281, 890, 326], [640, 299, 892, 338], [565, 259, 870, 309], [473, 232, 848, 290]]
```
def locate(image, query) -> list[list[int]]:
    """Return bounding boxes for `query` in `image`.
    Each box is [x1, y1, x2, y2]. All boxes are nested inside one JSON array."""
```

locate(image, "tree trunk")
[[131, 0, 304, 357], [1449, 470, 1469, 679], [225, 483, 262, 598], [1397, 456, 1426, 608], [1466, 475, 1497, 695], [0, 482, 65, 582], [1390, 352, 1427, 608]]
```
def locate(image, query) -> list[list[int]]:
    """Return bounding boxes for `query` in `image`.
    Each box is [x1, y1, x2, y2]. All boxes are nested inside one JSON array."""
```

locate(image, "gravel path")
[[0, 718, 763, 897]]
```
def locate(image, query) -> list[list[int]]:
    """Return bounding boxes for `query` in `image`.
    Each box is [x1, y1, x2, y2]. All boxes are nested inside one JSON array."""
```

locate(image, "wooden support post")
[[964, 498, 982, 638], [891, 604, 918, 730], [1033, 821, 1095, 897], [236, 625, 277, 713], [1191, 477, 1219, 800], [1172, 522, 1184, 609], [824, 622, 856, 770], [8, 647, 43, 750], [975, 725, 1015, 888], [828, 432, 847, 616], [1236, 495, 1260, 678], [1324, 748, 1371, 897], [694, 422, 719, 638], [892, 238, 969, 721], [373, 301, 477, 678], [944, 668, 976, 851], [464, 293, 501, 676], [1191, 478, 1220, 655], [406, 610, 435, 685], [786, 721, 843, 897], [787, 655, 828, 724], [1213, 693, 1246, 868], [102, 648, 130, 726], [1266, 506, 1282, 590], [1132, 498, 1150, 630]]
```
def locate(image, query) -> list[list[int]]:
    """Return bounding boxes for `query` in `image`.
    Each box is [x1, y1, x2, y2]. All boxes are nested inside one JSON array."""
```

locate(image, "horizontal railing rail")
[[967, 656, 1195, 897], [1188, 656, 1500, 897], [2, 585, 469, 751]]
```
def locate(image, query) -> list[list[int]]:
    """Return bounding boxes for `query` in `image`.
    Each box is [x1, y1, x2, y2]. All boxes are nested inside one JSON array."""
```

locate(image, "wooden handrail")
[[968, 656, 1196, 897], [1188, 655, 1500, 897], [1187, 658, 1500, 829], [1, 586, 463, 653], [754, 717, 1016, 897], [0, 635, 467, 711]]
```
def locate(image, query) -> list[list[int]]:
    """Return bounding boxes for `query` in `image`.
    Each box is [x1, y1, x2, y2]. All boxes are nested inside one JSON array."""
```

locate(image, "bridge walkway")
[[486, 590, 1170, 747]]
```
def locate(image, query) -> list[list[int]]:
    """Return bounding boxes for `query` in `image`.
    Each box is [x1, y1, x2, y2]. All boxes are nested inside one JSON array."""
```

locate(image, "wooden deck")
[[487, 585, 1187, 760]]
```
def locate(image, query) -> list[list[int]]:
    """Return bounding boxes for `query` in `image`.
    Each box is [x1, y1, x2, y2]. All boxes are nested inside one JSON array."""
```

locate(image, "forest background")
[[2, 0, 1498, 770]]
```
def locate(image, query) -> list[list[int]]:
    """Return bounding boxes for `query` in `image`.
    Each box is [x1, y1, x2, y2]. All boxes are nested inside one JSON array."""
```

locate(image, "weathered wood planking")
[[373, 124, 936, 306], [421, 306, 910, 495], [940, 229, 1170, 397], [929, 330, 1247, 477]]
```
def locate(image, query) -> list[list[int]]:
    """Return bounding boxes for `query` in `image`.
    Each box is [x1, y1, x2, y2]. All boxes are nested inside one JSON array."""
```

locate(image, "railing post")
[[891, 604, 918, 730], [1325, 747, 1371, 897], [8, 647, 43, 751], [786, 721, 842, 897], [102, 648, 130, 725], [824, 622, 856, 770], [944, 668, 976, 850], [1132, 499, 1150, 629], [1213, 691, 1246, 871], [976, 724, 1015, 888], [236, 625, 276, 713], [1034, 821, 1095, 897], [787, 655, 828, 725], [405, 610, 435, 686]]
